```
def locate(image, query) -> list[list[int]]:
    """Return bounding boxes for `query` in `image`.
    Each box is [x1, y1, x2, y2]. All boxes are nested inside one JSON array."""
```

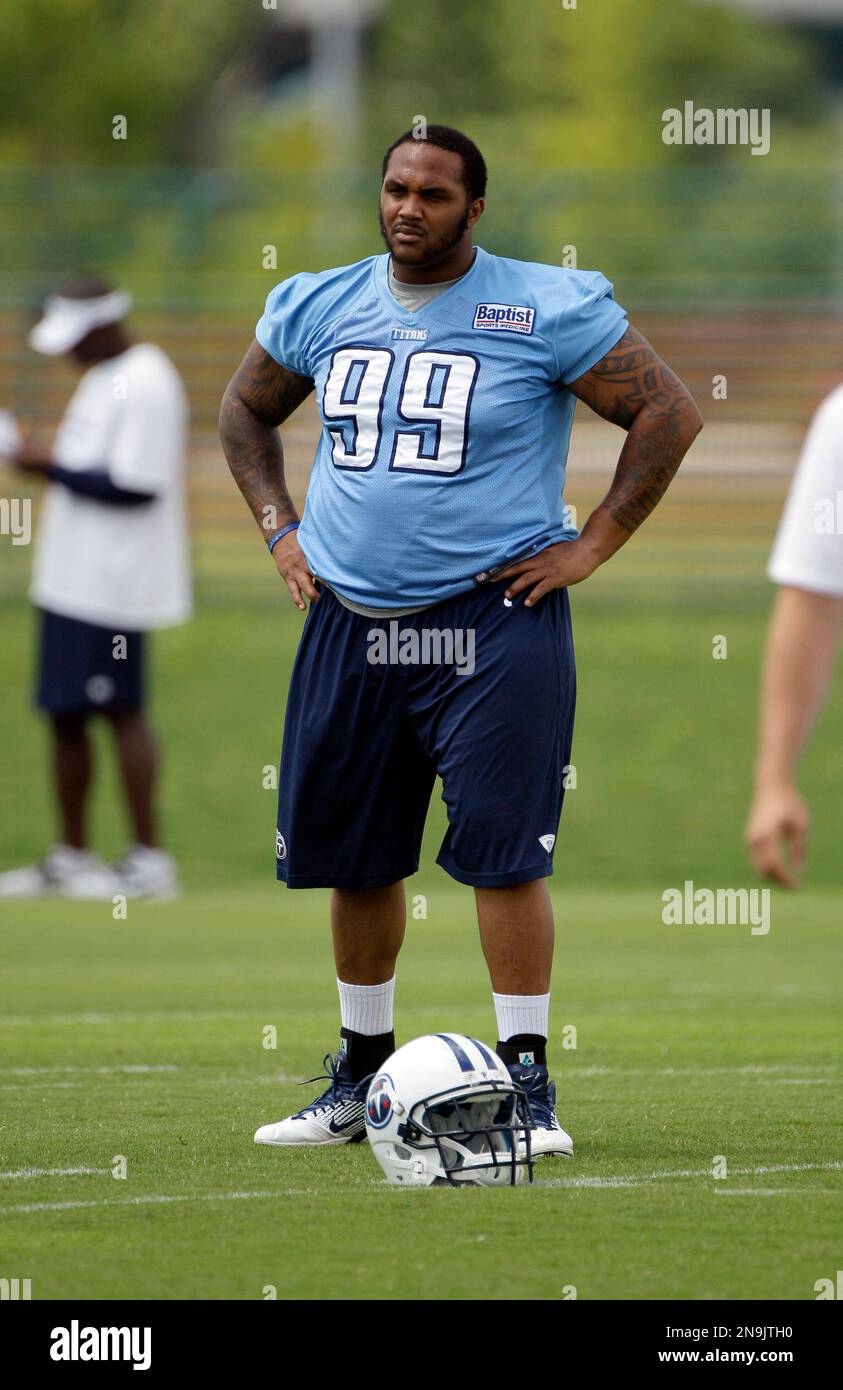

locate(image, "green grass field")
[[2, 501, 843, 893], [1, 488, 842, 1300], [0, 889, 840, 1300]]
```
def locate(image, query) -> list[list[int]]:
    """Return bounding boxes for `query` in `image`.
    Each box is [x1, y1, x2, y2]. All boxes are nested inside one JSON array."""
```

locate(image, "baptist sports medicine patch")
[[275, 831, 287, 861], [473, 302, 536, 334]]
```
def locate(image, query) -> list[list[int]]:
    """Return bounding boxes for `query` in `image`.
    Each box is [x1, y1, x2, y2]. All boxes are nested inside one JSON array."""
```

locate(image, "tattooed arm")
[[569, 324, 703, 537], [499, 325, 703, 605], [219, 340, 318, 610]]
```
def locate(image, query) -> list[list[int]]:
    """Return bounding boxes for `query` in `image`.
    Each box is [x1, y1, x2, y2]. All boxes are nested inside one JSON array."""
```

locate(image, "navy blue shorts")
[[34, 608, 145, 716], [275, 581, 576, 890]]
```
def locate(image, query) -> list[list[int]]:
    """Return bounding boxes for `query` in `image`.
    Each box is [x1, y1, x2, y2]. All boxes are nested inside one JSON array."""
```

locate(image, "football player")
[[0, 276, 191, 901], [219, 126, 703, 1156]]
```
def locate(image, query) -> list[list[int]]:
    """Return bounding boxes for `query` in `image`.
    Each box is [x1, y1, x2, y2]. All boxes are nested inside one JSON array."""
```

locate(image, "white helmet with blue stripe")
[[365, 1033, 534, 1186]]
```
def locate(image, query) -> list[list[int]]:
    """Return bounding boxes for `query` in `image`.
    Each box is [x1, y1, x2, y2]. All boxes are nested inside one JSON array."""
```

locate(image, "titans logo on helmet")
[[366, 1073, 395, 1129]]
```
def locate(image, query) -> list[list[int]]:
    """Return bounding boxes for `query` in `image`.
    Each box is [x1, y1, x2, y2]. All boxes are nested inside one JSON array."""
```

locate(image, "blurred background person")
[[0, 276, 191, 899], [746, 385, 843, 889]]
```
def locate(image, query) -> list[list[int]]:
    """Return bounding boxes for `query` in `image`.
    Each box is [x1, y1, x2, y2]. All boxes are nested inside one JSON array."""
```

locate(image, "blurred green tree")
[[366, 0, 833, 172], [0, 0, 837, 304], [0, 0, 264, 166], [361, 0, 838, 292]]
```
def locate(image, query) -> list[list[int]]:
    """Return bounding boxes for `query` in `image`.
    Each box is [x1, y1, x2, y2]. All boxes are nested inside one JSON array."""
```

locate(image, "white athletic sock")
[[337, 976, 395, 1036], [493, 991, 550, 1042]]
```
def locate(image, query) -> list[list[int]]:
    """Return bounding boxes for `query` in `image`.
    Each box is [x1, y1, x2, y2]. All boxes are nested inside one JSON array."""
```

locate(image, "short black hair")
[[57, 272, 115, 301], [381, 124, 487, 202]]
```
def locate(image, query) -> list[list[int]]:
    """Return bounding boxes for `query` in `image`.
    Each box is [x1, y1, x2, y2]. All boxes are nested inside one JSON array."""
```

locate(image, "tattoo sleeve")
[[570, 325, 703, 542], [218, 340, 315, 538]]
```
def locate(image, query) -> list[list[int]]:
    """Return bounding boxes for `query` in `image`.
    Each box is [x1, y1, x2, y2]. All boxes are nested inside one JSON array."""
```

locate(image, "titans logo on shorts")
[[275, 583, 575, 890], [35, 608, 145, 715]]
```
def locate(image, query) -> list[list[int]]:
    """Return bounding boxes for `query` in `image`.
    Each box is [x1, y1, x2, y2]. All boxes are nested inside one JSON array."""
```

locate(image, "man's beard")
[[379, 206, 471, 268]]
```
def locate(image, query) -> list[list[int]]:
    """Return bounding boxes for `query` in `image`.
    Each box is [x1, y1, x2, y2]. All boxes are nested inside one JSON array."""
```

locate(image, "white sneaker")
[[526, 1112, 574, 1159], [507, 1062, 574, 1158], [0, 844, 120, 901], [110, 845, 180, 900], [255, 1050, 369, 1147]]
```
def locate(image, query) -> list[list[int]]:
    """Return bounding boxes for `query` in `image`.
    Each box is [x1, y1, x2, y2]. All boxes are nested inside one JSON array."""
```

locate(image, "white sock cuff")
[[337, 976, 395, 1036], [492, 991, 550, 1042]]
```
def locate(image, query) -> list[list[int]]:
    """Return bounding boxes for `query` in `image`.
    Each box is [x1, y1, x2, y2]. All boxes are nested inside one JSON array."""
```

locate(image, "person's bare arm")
[[499, 325, 703, 603], [219, 340, 318, 610], [746, 585, 843, 887]]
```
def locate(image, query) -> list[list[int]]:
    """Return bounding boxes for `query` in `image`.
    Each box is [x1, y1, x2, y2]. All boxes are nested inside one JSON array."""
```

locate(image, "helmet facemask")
[[398, 1082, 534, 1186]]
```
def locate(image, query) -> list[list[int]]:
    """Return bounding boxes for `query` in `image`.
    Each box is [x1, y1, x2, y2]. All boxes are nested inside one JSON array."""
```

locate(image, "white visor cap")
[[29, 289, 132, 355]]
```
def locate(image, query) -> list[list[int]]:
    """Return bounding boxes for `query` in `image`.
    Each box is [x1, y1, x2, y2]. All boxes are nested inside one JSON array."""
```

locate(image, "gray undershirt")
[[322, 256, 472, 619], [385, 261, 465, 314]]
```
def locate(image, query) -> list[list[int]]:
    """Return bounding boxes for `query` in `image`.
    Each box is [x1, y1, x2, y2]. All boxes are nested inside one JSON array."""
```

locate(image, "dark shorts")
[[275, 582, 576, 890], [34, 608, 145, 716]]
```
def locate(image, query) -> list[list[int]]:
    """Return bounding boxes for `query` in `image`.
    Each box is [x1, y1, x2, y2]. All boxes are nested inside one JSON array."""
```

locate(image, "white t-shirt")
[[31, 343, 192, 629], [768, 384, 843, 599]]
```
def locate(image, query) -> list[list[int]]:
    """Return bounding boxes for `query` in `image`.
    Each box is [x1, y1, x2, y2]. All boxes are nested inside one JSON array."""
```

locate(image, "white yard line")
[[0, 1073, 293, 1092], [0, 1065, 177, 1076], [2, 1161, 842, 1215], [214, 1075, 297, 1086], [0, 1001, 739, 1026], [541, 1161, 843, 1190], [2, 1189, 293, 1216], [0, 1009, 266, 1027], [7, 1068, 832, 1092], [7, 1067, 831, 1088], [0, 1081, 168, 1092], [560, 1065, 837, 1078], [765, 1078, 832, 1086], [714, 1188, 833, 1196], [0, 1166, 109, 1180]]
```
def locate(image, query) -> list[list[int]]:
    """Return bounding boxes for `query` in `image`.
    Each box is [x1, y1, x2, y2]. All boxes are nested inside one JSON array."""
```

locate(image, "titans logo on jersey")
[[256, 246, 627, 609]]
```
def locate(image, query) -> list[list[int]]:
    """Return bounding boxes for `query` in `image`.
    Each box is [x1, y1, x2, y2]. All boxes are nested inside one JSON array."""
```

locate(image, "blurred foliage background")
[[1, 0, 842, 888], [0, 0, 841, 308]]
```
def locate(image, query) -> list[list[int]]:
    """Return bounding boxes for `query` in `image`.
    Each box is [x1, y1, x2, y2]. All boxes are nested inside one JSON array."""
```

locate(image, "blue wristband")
[[267, 521, 299, 554]]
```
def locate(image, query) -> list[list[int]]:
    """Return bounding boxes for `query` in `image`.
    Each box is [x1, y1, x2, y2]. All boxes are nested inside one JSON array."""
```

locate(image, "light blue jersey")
[[256, 246, 627, 608]]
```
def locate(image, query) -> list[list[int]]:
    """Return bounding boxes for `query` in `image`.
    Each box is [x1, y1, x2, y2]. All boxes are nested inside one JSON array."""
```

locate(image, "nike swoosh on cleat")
[[327, 1104, 364, 1134]]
